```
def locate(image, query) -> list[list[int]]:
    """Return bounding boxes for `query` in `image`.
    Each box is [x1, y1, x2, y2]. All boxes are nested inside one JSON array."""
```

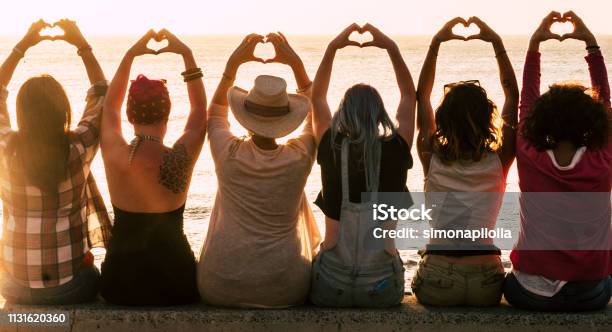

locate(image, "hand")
[[466, 17, 501, 44], [360, 23, 397, 50], [17, 20, 53, 50], [329, 23, 362, 50], [156, 29, 192, 56], [53, 19, 88, 48], [433, 17, 468, 43], [560, 11, 597, 46], [226, 34, 265, 73], [127, 30, 158, 57], [531, 11, 563, 44], [265, 32, 302, 67]]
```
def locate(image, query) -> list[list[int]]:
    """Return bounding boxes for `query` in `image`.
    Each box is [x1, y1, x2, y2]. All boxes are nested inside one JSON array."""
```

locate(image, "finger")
[[447, 17, 467, 27], [451, 34, 467, 41], [560, 32, 578, 41], [362, 23, 375, 31], [550, 33, 563, 41], [360, 41, 375, 48], [546, 11, 563, 23], [263, 56, 279, 64], [39, 35, 54, 42], [346, 40, 361, 47], [466, 34, 482, 41], [345, 23, 360, 34], [251, 57, 265, 63]]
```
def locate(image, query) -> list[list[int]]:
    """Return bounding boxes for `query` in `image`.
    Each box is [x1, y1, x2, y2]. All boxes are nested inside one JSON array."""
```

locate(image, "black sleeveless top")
[[100, 205, 199, 306]]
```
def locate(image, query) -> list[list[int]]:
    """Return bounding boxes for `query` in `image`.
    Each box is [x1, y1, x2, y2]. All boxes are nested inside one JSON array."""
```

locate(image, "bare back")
[[104, 140, 197, 213]]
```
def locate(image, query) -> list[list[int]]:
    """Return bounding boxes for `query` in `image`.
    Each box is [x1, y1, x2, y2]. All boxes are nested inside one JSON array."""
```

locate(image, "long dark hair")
[[432, 83, 501, 163], [7, 75, 71, 193], [522, 83, 608, 151], [330, 84, 396, 191]]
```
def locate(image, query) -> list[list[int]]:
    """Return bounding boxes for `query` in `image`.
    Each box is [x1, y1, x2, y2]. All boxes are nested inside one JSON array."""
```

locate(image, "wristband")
[[77, 44, 92, 56], [12, 47, 25, 58], [296, 81, 313, 94], [184, 72, 204, 82]]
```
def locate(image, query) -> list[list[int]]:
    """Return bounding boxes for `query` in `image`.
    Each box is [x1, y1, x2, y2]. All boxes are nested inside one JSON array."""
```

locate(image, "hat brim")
[[228, 86, 310, 139]]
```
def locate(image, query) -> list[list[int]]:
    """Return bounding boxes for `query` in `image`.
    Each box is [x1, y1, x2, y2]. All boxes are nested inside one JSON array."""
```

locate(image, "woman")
[[99, 29, 207, 306], [309, 23, 416, 308], [0, 19, 111, 304], [504, 11, 611, 312], [197, 33, 320, 308], [411, 17, 519, 307]]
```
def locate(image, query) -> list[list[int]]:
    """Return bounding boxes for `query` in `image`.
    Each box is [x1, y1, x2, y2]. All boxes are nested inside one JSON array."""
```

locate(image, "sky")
[[0, 0, 611, 36]]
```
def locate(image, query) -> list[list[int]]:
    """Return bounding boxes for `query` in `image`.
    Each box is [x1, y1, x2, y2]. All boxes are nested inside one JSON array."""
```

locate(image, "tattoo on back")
[[158, 144, 192, 194]]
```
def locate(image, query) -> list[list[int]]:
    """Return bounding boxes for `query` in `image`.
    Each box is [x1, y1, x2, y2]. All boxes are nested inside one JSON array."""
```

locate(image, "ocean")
[[1, 35, 610, 291]]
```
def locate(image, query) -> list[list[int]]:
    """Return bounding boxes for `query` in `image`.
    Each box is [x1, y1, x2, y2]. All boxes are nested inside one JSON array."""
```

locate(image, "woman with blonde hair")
[[310, 23, 417, 307]]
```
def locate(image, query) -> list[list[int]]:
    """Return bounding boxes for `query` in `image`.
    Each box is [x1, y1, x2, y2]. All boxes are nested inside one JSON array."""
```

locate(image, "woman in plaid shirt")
[[0, 19, 111, 304]]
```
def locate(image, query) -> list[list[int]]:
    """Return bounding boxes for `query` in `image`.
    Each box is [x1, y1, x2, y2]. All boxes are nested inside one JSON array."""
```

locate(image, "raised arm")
[[0, 20, 52, 144], [156, 29, 207, 157], [266, 32, 313, 134], [101, 30, 157, 151], [520, 12, 563, 123], [467, 17, 519, 173], [416, 18, 466, 174], [560, 11, 610, 107], [211, 34, 264, 108], [54, 19, 105, 86], [312, 23, 361, 143], [361, 23, 416, 148], [0, 20, 52, 88]]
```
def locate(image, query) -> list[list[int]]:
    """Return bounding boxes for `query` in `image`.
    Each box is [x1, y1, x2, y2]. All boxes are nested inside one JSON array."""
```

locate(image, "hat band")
[[244, 99, 290, 117]]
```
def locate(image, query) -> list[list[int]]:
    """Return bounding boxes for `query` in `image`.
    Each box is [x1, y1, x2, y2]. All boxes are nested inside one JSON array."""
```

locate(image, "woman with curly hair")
[[504, 11, 611, 312], [412, 17, 519, 307]]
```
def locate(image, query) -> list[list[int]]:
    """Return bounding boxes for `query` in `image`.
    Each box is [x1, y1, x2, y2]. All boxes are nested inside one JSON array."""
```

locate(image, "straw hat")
[[228, 75, 310, 139]]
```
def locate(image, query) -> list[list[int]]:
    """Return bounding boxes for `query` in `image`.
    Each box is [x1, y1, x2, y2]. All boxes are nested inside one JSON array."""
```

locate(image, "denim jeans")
[[504, 273, 611, 312], [1, 266, 100, 305]]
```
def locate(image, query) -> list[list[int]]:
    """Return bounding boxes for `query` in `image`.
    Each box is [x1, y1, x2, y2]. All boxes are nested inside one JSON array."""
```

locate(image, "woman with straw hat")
[[197, 33, 320, 308]]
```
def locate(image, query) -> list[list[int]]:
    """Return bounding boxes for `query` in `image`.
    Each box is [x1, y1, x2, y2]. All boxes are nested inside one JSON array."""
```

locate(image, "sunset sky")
[[0, 0, 610, 36]]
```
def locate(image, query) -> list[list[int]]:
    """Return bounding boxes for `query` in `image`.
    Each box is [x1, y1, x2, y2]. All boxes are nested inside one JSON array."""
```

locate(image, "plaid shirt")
[[0, 81, 112, 288]]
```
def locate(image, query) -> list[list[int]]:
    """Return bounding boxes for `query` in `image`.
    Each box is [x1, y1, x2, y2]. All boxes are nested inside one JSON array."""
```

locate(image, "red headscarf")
[[127, 74, 171, 125]]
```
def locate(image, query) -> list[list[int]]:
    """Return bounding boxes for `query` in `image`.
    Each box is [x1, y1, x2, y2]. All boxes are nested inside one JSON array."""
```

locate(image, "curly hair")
[[521, 83, 609, 151], [432, 83, 502, 163]]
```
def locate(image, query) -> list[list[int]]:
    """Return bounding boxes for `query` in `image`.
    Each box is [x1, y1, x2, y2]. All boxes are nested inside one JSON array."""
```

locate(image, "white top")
[[424, 153, 506, 247]]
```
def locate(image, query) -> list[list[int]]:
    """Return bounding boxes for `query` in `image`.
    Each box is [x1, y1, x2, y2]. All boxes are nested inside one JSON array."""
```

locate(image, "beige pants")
[[411, 254, 505, 307]]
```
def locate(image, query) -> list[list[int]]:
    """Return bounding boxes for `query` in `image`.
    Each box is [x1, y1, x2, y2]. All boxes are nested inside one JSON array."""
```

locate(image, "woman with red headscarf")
[[99, 29, 207, 305]]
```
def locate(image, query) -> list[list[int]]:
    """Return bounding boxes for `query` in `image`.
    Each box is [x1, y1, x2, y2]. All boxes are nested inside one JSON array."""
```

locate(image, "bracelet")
[[184, 72, 204, 82], [296, 81, 313, 94], [586, 45, 601, 54], [222, 72, 235, 81], [77, 44, 92, 56], [12, 47, 25, 58], [181, 67, 202, 77]]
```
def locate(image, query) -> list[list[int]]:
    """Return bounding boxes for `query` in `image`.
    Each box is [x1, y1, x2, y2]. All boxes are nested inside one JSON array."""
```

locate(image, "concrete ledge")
[[0, 297, 610, 332]]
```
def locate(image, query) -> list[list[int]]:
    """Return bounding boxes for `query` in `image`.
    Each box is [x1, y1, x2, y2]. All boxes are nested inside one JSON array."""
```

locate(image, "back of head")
[[127, 74, 171, 125], [330, 84, 396, 191], [522, 82, 608, 150], [10, 75, 71, 193], [433, 83, 501, 163]]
